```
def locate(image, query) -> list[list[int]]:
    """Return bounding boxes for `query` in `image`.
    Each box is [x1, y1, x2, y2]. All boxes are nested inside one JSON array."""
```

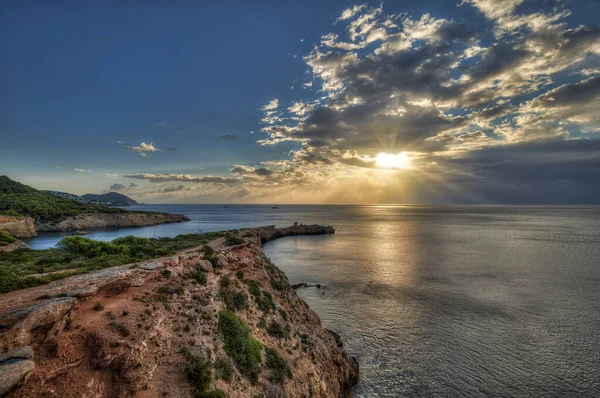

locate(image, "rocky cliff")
[[0, 216, 37, 239], [36, 212, 190, 232], [0, 225, 358, 397]]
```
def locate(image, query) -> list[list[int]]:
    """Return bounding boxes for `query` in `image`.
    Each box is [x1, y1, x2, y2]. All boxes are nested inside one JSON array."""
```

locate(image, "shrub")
[[220, 288, 247, 312], [218, 310, 262, 382], [267, 321, 285, 339], [265, 348, 292, 383], [109, 322, 130, 337], [189, 271, 207, 285], [200, 245, 214, 256], [235, 271, 244, 280], [257, 291, 275, 313], [183, 352, 212, 392], [224, 236, 244, 246], [245, 280, 262, 298], [219, 275, 230, 288], [93, 302, 104, 311], [58, 236, 130, 258], [0, 231, 16, 245], [158, 285, 184, 295], [214, 357, 233, 382]]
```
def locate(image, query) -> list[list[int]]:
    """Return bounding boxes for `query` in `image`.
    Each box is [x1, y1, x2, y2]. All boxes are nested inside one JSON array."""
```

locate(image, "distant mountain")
[[82, 192, 138, 206]]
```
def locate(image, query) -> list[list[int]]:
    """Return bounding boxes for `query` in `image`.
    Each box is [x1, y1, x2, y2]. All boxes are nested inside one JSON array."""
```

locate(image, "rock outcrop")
[[0, 217, 36, 239], [0, 225, 358, 397], [254, 223, 335, 243], [0, 347, 35, 396], [0, 240, 29, 253], [36, 212, 190, 232]]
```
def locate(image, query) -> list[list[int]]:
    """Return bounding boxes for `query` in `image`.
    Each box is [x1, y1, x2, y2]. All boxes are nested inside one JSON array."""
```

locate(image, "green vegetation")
[[219, 282, 247, 312], [214, 357, 233, 382], [93, 302, 104, 311], [0, 232, 224, 293], [224, 235, 244, 246], [257, 291, 276, 313], [183, 351, 212, 392], [218, 310, 263, 383], [199, 245, 214, 256], [0, 231, 17, 247], [179, 348, 227, 398], [0, 175, 133, 224], [267, 321, 286, 339], [265, 348, 292, 383], [187, 271, 208, 285]]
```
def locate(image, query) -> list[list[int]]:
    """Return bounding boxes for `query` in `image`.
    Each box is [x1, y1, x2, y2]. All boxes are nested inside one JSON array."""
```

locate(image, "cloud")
[[262, 99, 279, 111], [118, 141, 159, 156], [218, 134, 238, 140], [110, 183, 126, 191], [110, 182, 138, 191], [246, 1, 600, 203], [161, 185, 188, 193], [123, 173, 241, 184], [74, 168, 92, 173]]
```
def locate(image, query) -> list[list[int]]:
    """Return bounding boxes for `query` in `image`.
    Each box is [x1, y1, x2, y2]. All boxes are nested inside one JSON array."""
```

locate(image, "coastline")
[[0, 224, 358, 397]]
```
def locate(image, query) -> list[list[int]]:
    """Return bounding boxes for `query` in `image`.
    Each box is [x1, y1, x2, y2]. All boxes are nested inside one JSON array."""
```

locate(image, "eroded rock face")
[[0, 225, 358, 397], [0, 298, 77, 352], [0, 347, 35, 396], [0, 216, 36, 239]]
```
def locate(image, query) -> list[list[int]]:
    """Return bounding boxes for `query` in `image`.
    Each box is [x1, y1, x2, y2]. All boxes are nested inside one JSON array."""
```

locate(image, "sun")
[[375, 152, 412, 169]]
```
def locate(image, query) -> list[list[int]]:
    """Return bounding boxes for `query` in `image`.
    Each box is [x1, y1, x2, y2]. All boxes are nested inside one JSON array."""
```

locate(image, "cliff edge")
[[0, 225, 358, 397]]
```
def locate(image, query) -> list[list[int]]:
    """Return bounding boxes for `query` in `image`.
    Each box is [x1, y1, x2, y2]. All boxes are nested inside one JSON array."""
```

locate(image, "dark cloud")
[[123, 173, 240, 184], [110, 183, 126, 191], [219, 134, 238, 140], [161, 185, 187, 193], [166, 147, 176, 151]]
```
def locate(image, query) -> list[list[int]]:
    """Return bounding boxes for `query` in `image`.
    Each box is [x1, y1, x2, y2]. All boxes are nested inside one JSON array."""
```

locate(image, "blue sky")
[[1, 0, 599, 203]]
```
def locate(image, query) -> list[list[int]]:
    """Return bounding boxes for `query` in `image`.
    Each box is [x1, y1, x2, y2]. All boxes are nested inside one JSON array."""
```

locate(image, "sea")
[[24, 205, 600, 397]]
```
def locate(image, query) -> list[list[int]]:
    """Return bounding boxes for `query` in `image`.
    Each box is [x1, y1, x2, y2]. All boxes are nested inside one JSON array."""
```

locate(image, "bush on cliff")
[[218, 310, 263, 383], [0, 231, 17, 246], [265, 347, 292, 383]]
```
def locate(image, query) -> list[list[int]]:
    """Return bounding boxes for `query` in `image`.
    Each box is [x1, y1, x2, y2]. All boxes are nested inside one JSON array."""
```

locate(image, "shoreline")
[[0, 224, 358, 397]]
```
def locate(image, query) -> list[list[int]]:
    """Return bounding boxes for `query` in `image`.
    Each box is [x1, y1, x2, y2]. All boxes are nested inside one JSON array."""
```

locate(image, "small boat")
[[271, 206, 279, 209]]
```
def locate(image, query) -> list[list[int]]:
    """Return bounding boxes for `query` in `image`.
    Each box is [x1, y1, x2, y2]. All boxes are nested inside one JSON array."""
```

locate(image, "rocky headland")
[[35, 212, 190, 233], [0, 224, 358, 397]]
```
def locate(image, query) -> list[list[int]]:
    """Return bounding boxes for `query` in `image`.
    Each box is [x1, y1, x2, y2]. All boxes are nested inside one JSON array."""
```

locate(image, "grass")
[[218, 310, 263, 383], [0, 231, 227, 293], [265, 347, 292, 383]]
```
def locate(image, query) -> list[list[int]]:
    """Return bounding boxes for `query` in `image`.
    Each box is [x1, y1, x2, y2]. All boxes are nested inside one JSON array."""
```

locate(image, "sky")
[[1, 0, 599, 204]]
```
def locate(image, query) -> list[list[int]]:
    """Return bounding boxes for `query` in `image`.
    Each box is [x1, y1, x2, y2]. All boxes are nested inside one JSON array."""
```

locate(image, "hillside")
[[82, 192, 138, 206], [0, 177, 183, 229], [0, 176, 131, 224], [0, 225, 357, 397]]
